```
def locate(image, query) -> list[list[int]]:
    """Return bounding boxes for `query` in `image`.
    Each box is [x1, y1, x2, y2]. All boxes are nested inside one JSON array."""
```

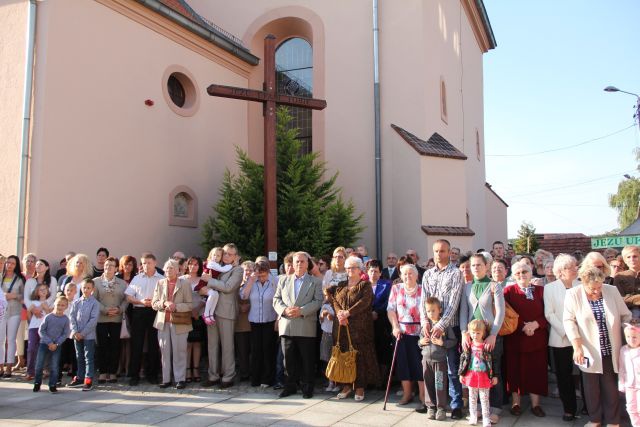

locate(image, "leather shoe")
[[510, 405, 522, 416], [415, 405, 429, 414], [201, 379, 220, 387], [279, 389, 296, 398], [129, 378, 139, 387], [562, 414, 576, 422], [531, 406, 546, 417], [303, 391, 313, 399], [220, 381, 234, 389], [451, 408, 464, 420], [158, 382, 171, 389], [175, 381, 186, 389]]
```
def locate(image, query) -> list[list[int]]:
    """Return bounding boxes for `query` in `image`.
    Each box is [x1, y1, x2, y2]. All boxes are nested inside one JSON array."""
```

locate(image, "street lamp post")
[[604, 86, 640, 131]]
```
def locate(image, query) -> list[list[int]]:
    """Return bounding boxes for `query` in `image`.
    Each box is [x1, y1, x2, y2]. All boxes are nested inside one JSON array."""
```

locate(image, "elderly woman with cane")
[[387, 263, 425, 407]]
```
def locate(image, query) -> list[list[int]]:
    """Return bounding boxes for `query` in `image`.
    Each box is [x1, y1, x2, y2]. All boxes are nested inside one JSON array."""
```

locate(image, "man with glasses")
[[382, 252, 399, 281]]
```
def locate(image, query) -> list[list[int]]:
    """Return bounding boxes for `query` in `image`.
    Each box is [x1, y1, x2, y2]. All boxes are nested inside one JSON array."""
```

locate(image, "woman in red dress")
[[503, 260, 548, 418]]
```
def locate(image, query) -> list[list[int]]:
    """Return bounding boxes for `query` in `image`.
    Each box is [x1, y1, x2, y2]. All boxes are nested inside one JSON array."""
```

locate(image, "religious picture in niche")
[[173, 192, 189, 218]]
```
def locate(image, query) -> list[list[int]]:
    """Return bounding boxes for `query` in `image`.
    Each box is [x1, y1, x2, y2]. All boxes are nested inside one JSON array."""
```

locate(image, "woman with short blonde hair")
[[323, 247, 347, 288]]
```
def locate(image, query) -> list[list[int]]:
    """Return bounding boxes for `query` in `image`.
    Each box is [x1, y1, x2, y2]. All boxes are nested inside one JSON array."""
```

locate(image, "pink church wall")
[[24, 0, 251, 263]]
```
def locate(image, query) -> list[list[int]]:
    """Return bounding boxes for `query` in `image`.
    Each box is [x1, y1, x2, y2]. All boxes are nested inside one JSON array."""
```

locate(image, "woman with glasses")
[[564, 264, 631, 427], [503, 260, 548, 418], [543, 254, 580, 421], [333, 256, 379, 401], [323, 247, 348, 288]]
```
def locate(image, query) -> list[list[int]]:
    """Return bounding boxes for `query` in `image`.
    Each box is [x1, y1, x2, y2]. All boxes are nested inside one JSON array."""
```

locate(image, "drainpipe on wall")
[[372, 0, 383, 261], [17, 0, 37, 256]]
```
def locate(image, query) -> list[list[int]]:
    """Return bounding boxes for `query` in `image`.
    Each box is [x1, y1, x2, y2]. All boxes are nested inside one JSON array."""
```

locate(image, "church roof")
[[620, 218, 640, 235], [391, 124, 467, 160], [485, 183, 509, 207], [421, 225, 475, 236], [136, 0, 259, 65]]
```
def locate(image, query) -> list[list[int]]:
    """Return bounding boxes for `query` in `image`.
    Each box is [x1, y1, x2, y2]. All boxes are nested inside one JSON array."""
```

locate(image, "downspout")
[[17, 0, 37, 256], [372, 0, 382, 261]]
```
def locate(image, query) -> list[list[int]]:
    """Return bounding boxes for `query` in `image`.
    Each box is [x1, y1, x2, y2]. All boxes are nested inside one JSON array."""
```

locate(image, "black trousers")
[[250, 321, 276, 386], [234, 331, 251, 379], [59, 338, 76, 377], [281, 335, 316, 392], [551, 346, 577, 415], [129, 307, 159, 380], [97, 322, 121, 375]]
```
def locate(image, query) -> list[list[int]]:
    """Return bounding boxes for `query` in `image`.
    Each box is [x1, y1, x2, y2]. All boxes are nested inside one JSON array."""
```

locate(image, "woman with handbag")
[[459, 254, 506, 421], [152, 259, 192, 389], [387, 263, 424, 406], [333, 256, 379, 401], [543, 254, 580, 422]]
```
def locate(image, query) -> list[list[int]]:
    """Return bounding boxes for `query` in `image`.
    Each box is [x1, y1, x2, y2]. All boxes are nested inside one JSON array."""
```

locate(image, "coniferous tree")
[[513, 221, 539, 254], [202, 107, 363, 260]]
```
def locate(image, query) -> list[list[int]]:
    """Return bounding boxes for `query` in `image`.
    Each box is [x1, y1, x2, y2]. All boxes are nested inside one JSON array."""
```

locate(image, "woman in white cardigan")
[[563, 264, 631, 427], [543, 254, 579, 422]]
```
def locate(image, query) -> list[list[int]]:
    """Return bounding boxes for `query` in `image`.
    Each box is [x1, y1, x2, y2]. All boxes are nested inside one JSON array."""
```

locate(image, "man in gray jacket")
[[201, 243, 243, 388], [273, 252, 322, 398]]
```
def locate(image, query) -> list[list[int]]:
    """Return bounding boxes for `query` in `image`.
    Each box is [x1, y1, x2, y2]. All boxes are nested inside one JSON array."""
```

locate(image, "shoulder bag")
[[491, 281, 518, 336], [325, 324, 358, 384]]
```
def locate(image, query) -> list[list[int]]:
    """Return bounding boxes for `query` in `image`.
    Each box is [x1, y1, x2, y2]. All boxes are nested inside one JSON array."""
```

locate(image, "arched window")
[[440, 78, 448, 123], [276, 37, 313, 154]]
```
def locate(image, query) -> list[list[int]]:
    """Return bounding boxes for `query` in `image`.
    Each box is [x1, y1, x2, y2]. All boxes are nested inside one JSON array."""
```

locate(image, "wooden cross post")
[[207, 34, 327, 264]]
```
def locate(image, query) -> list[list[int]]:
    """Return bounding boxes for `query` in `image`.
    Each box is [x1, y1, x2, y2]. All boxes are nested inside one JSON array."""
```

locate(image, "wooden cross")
[[207, 34, 327, 262]]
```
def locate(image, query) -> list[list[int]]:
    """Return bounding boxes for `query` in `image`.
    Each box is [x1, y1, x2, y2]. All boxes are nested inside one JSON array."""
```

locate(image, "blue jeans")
[[74, 339, 95, 381], [35, 343, 62, 387], [447, 326, 463, 410]]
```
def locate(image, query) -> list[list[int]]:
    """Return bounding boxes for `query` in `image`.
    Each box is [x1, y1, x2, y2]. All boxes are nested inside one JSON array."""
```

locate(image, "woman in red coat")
[[503, 260, 548, 418]]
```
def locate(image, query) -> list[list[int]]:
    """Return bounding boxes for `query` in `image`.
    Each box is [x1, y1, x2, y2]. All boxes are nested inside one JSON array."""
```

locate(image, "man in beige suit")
[[200, 243, 243, 388], [273, 252, 323, 398]]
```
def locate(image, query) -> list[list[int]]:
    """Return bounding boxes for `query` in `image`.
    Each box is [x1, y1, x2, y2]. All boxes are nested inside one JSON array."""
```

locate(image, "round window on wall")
[[162, 68, 200, 117], [167, 75, 186, 108]]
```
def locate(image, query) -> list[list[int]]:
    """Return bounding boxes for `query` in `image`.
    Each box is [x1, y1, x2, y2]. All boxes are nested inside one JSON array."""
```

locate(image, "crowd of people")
[[1, 241, 640, 427]]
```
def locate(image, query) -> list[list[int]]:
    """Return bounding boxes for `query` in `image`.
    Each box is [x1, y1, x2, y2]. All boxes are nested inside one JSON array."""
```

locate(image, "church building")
[[0, 0, 507, 262]]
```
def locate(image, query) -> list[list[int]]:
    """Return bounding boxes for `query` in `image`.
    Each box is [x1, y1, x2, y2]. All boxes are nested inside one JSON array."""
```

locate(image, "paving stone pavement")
[[0, 375, 593, 427]]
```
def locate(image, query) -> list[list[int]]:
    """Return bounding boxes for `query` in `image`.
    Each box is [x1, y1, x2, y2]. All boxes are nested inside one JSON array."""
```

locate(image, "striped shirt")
[[420, 263, 464, 330], [588, 297, 612, 357]]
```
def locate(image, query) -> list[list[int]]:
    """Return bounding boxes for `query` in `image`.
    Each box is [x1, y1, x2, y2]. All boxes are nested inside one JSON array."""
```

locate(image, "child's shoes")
[[33, 383, 40, 392]]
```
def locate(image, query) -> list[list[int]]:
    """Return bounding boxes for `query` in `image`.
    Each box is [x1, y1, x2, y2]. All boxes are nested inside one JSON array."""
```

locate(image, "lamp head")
[[604, 86, 620, 92]]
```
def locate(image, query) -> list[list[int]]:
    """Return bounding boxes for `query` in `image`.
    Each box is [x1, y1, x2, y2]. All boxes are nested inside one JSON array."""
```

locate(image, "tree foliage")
[[201, 107, 364, 260], [609, 148, 640, 230], [513, 221, 539, 254]]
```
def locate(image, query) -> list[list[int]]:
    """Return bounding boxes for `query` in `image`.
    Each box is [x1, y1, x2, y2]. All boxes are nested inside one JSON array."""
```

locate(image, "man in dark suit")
[[273, 252, 323, 398], [381, 252, 399, 282]]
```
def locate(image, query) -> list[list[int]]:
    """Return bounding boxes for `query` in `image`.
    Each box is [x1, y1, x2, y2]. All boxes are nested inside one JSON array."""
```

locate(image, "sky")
[[482, 1, 640, 239]]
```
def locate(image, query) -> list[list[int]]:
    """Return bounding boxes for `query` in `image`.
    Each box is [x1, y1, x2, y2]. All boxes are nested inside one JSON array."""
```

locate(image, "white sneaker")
[[468, 417, 478, 425], [325, 385, 334, 392]]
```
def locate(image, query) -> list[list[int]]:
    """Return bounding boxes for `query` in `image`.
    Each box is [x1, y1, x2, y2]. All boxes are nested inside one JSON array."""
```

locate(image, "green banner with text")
[[591, 235, 640, 249]]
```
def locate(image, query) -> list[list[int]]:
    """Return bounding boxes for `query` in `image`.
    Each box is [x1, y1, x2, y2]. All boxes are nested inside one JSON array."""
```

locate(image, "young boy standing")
[[68, 279, 99, 391], [33, 296, 70, 393], [419, 297, 457, 420]]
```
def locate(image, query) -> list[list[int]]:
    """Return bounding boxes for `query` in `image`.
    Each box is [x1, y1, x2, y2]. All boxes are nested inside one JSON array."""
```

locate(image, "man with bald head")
[[382, 252, 399, 281]]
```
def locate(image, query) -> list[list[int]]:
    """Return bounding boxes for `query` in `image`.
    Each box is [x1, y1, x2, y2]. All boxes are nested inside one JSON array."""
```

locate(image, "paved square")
[[0, 376, 588, 426]]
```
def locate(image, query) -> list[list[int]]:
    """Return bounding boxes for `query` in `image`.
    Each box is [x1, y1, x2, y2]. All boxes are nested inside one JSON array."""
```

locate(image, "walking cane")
[[383, 335, 401, 410]]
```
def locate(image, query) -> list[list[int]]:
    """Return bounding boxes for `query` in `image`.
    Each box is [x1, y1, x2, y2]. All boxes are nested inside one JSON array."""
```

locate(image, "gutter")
[[372, 0, 382, 260], [17, 0, 37, 256], [475, 0, 497, 49], [134, 0, 259, 66]]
